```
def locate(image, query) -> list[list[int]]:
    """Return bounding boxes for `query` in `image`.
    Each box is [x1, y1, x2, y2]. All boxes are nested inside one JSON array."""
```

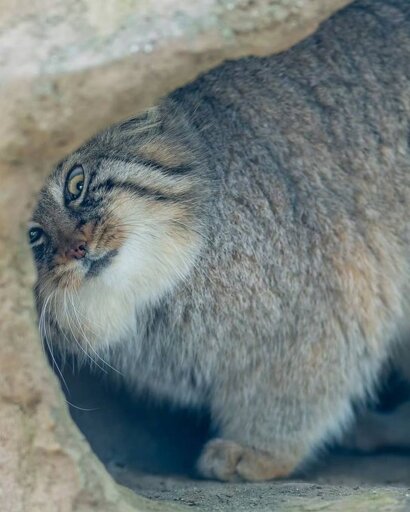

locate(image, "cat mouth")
[[85, 250, 118, 278]]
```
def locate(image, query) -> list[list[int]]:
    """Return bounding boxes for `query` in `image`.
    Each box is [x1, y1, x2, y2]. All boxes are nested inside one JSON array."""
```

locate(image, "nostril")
[[66, 241, 87, 260]]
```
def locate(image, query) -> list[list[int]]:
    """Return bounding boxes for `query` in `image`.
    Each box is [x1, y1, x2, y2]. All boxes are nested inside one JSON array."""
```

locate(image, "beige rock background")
[[0, 0, 408, 510]]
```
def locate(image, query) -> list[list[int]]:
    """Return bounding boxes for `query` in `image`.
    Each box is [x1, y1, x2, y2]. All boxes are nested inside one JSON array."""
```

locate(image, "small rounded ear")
[[116, 100, 200, 172], [137, 136, 196, 170], [117, 106, 162, 135]]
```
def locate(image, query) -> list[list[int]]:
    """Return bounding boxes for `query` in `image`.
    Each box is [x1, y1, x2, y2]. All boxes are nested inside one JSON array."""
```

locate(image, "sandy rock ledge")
[[3, 1, 405, 511]]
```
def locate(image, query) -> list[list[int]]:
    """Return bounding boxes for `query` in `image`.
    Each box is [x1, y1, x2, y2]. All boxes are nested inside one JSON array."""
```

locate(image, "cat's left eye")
[[66, 165, 86, 202], [28, 226, 44, 246]]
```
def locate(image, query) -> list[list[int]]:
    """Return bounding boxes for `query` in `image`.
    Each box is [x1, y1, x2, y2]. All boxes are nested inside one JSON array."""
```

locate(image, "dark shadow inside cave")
[[47, 352, 410, 494], [55, 357, 211, 478]]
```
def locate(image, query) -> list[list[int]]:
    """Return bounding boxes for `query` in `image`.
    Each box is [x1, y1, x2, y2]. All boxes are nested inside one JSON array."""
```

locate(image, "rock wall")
[[4, 1, 395, 510]]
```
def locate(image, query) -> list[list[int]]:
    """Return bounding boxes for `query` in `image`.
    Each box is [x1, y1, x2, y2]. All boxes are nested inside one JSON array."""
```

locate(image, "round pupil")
[[67, 166, 85, 200], [29, 228, 42, 243]]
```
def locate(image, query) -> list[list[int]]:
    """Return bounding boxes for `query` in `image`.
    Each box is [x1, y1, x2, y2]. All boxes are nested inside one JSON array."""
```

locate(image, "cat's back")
[[168, 0, 410, 337], [107, 0, 410, 411], [173, 0, 410, 239]]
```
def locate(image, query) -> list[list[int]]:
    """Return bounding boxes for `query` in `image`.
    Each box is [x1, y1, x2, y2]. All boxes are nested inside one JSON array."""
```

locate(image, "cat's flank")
[[30, 0, 410, 481]]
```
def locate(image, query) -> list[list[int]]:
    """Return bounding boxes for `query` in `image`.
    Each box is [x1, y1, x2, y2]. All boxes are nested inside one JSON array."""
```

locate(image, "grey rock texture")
[[1, 0, 352, 168], [2, 0, 406, 510]]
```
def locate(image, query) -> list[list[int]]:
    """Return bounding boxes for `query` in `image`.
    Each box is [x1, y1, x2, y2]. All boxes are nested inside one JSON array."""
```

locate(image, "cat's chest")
[[111, 329, 214, 407]]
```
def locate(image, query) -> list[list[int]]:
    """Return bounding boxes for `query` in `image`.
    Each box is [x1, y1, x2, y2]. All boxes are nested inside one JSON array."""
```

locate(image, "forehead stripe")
[[111, 155, 192, 176], [94, 179, 171, 202]]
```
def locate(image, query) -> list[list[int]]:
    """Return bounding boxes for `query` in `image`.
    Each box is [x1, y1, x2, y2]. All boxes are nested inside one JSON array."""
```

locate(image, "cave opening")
[[50, 353, 410, 508]]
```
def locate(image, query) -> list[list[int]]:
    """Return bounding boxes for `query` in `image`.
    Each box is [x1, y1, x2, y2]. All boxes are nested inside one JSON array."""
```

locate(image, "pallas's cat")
[[30, 0, 410, 481]]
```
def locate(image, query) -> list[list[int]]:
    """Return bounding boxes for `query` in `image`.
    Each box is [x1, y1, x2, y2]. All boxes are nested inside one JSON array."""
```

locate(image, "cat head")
[[30, 102, 208, 355]]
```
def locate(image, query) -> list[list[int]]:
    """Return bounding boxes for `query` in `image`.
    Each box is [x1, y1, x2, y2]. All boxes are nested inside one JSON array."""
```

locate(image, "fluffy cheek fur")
[[38, 193, 202, 355]]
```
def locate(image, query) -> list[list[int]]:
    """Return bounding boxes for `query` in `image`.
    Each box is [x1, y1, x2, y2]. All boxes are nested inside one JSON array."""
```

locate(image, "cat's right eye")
[[28, 226, 44, 246], [65, 165, 85, 202]]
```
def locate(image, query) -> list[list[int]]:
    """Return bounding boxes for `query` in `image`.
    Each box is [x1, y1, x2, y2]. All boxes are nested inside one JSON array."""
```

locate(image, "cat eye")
[[28, 226, 44, 246], [66, 165, 85, 202]]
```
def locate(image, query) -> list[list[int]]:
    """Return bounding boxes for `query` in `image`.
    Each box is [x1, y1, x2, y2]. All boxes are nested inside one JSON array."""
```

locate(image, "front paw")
[[197, 438, 294, 482]]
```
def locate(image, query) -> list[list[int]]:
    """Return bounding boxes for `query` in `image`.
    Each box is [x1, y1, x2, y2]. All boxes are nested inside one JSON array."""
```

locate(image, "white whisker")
[[62, 287, 108, 374], [40, 291, 70, 393], [65, 399, 101, 412], [70, 287, 123, 376]]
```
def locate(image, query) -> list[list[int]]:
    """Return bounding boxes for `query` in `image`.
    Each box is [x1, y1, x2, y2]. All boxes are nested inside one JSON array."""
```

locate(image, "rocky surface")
[[64, 364, 410, 512], [3, 0, 407, 511], [118, 474, 410, 512], [1, 0, 352, 169]]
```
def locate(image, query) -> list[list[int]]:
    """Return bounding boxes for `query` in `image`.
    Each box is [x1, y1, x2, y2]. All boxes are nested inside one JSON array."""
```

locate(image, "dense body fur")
[[31, 0, 410, 481]]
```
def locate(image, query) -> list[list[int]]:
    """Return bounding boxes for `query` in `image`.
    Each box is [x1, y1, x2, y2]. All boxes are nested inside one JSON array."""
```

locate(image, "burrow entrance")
[[50, 356, 410, 510]]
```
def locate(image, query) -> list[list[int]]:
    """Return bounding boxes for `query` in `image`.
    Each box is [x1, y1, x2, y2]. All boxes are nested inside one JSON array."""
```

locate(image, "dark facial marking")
[[132, 155, 193, 175], [85, 250, 118, 278], [93, 178, 170, 202], [109, 154, 193, 176]]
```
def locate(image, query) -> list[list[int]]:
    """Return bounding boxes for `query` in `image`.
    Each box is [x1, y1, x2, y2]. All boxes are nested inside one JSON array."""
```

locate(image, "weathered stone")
[[1, 0, 352, 170], [4, 1, 406, 511]]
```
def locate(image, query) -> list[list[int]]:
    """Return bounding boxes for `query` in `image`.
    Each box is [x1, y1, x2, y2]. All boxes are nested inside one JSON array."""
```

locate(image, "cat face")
[[30, 106, 206, 354]]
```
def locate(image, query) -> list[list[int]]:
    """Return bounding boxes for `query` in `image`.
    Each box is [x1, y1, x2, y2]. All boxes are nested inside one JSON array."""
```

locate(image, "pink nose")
[[66, 241, 87, 260]]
